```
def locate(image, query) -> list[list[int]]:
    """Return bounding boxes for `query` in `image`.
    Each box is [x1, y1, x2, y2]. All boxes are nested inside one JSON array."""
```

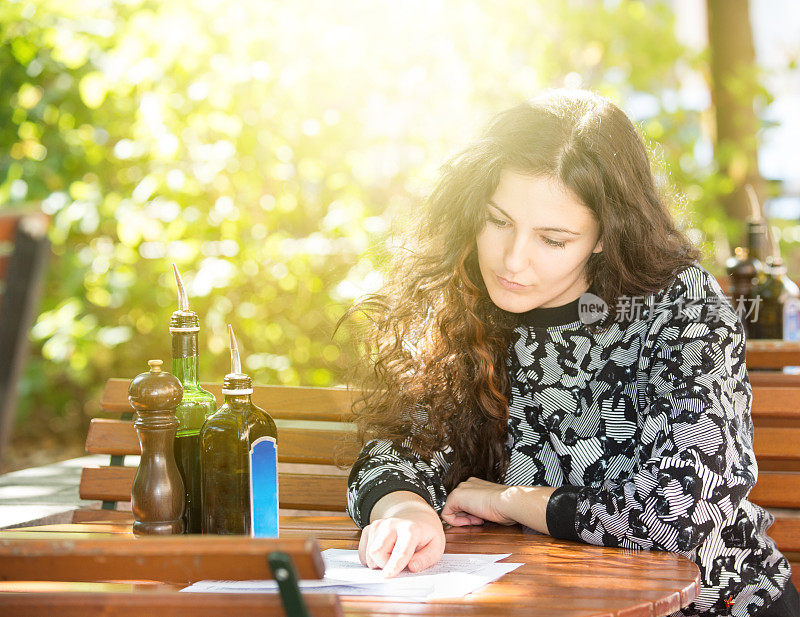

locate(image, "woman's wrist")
[[496, 485, 558, 535], [370, 490, 437, 523]]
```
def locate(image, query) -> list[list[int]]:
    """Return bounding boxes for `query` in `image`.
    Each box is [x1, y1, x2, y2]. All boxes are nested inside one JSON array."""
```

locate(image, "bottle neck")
[[747, 224, 766, 262], [172, 332, 200, 387], [223, 394, 252, 407]]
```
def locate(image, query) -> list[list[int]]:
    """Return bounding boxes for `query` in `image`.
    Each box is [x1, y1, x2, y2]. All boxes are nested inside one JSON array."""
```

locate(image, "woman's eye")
[[486, 216, 566, 248]]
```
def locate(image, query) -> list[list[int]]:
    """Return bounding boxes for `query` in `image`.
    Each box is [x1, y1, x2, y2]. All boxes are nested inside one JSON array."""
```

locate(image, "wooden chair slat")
[[85, 418, 360, 466], [99, 383, 799, 420], [753, 427, 800, 461], [0, 592, 342, 617], [750, 472, 800, 509], [259, 420, 360, 466], [279, 472, 349, 512], [747, 341, 800, 370], [79, 464, 800, 512], [749, 372, 800, 388], [0, 536, 325, 583], [84, 419, 138, 456], [100, 379, 359, 421], [80, 466, 349, 511], [758, 459, 800, 472], [751, 386, 800, 418], [79, 466, 135, 502], [71, 509, 134, 524], [768, 515, 800, 552]]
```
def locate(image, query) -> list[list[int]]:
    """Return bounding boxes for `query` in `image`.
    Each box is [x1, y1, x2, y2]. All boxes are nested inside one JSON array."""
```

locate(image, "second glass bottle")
[[200, 325, 278, 534]]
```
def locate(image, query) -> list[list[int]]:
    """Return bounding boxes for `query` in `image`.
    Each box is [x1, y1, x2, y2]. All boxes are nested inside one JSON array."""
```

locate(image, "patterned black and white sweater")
[[346, 263, 793, 616]]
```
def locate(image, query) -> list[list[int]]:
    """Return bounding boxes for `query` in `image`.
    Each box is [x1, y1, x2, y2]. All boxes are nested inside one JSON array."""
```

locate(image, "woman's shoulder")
[[653, 261, 726, 303], [648, 260, 740, 330]]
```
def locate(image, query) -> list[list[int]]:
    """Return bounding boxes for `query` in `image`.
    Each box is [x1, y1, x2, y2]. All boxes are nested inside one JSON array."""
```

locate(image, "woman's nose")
[[503, 233, 530, 273]]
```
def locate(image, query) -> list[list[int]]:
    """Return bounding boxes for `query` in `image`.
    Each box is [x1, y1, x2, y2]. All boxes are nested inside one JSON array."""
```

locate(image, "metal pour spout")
[[767, 224, 778, 262], [744, 184, 763, 221], [228, 324, 242, 374], [173, 263, 189, 312]]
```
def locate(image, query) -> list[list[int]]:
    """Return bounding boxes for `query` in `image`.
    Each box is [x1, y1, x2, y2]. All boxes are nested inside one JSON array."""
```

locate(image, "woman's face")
[[476, 169, 603, 313]]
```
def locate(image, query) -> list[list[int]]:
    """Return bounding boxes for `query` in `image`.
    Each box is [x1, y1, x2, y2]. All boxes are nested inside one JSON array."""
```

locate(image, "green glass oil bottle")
[[170, 264, 217, 534], [201, 325, 278, 535]]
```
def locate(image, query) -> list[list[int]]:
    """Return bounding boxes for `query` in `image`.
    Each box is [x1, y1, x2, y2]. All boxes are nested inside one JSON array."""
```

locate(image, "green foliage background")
[[0, 0, 773, 468]]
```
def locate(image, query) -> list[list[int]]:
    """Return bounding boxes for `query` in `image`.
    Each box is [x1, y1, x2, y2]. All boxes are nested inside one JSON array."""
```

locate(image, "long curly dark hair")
[[335, 89, 701, 492]]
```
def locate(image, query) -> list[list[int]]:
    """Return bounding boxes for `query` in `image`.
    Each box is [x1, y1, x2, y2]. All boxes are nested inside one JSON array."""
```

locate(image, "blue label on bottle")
[[249, 437, 279, 538], [783, 299, 800, 342]]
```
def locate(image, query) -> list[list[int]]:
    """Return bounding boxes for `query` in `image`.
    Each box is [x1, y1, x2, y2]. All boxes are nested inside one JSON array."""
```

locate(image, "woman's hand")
[[441, 477, 516, 526], [358, 500, 446, 578]]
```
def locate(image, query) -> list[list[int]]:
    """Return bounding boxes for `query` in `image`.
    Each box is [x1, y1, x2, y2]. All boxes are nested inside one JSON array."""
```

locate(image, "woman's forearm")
[[370, 490, 438, 523], [497, 485, 558, 534]]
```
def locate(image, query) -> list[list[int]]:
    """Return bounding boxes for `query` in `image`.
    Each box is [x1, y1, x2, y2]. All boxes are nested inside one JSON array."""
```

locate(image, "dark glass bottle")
[[170, 264, 217, 534], [727, 186, 770, 338], [751, 257, 800, 340], [201, 325, 278, 535], [726, 247, 760, 338], [746, 219, 767, 287], [744, 185, 768, 288]]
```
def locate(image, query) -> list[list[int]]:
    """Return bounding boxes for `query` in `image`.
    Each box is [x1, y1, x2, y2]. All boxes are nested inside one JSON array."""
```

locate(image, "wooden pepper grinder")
[[128, 359, 185, 535]]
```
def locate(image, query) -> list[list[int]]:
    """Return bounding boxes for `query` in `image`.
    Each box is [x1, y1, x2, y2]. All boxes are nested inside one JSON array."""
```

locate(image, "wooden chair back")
[[81, 380, 800, 509], [0, 535, 342, 616], [78, 382, 362, 518], [0, 211, 50, 464]]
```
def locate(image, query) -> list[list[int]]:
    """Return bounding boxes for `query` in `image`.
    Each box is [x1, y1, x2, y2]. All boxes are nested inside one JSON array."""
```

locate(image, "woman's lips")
[[497, 274, 528, 290]]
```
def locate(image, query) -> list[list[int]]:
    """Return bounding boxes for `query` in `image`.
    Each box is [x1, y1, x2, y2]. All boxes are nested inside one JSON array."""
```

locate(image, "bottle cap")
[[170, 264, 200, 332], [222, 324, 253, 395]]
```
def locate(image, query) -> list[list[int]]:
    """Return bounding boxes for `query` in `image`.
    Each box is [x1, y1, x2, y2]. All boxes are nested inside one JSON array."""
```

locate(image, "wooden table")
[[0, 514, 700, 617]]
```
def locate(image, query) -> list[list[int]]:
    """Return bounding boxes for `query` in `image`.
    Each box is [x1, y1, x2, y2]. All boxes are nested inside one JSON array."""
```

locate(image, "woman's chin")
[[489, 291, 536, 313]]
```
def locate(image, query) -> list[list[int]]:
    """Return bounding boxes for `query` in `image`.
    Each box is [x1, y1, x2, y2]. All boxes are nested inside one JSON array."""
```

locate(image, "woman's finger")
[[381, 525, 416, 578], [440, 496, 461, 521], [407, 534, 445, 573], [441, 510, 474, 526], [358, 525, 371, 566], [367, 521, 398, 569]]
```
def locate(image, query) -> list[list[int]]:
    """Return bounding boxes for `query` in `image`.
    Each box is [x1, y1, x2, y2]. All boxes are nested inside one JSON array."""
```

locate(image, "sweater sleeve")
[[345, 435, 451, 528], [547, 268, 758, 554]]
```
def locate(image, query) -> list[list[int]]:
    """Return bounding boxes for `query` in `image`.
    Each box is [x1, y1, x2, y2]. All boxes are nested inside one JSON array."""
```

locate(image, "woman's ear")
[[592, 240, 603, 254]]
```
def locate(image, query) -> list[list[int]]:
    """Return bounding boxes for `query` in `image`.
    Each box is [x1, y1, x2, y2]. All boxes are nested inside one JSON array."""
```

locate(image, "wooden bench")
[[80, 380, 800, 589]]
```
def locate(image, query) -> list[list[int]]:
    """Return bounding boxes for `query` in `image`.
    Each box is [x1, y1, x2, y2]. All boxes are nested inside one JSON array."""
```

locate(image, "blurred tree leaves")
[[0, 0, 766, 457]]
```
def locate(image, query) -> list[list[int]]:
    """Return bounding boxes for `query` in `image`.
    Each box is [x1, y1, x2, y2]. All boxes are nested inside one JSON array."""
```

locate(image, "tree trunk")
[[706, 0, 764, 221]]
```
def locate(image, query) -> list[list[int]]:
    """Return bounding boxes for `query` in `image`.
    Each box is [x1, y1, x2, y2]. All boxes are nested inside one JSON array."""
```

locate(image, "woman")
[[338, 89, 797, 616]]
